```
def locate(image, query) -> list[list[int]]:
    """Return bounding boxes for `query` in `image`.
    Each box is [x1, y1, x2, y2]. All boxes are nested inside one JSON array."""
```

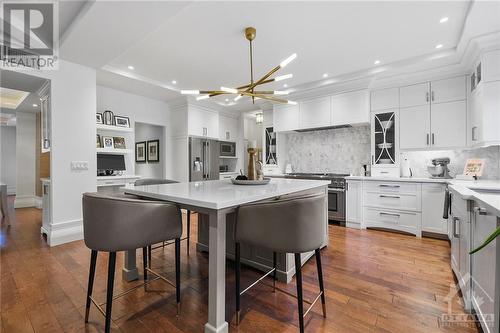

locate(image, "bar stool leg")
[[105, 252, 117, 333], [186, 210, 191, 256], [235, 242, 241, 325], [142, 247, 148, 291], [315, 249, 326, 318], [272, 251, 277, 292], [294, 253, 304, 333], [148, 246, 152, 268], [175, 238, 181, 315], [85, 250, 97, 323]]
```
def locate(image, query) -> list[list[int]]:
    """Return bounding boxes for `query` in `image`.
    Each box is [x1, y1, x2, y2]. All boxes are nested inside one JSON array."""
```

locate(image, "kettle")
[[401, 157, 412, 178]]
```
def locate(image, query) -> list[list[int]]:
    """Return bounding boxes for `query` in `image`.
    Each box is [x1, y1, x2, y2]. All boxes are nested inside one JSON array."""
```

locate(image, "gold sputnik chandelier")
[[181, 27, 297, 105]]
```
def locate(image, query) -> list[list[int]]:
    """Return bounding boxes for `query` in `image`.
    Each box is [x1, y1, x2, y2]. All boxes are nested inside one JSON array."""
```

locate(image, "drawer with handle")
[[363, 207, 421, 235], [364, 181, 420, 195], [363, 191, 421, 211]]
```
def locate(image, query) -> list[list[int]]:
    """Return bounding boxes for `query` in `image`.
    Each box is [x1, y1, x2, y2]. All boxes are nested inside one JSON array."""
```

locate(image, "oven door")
[[328, 187, 345, 222]]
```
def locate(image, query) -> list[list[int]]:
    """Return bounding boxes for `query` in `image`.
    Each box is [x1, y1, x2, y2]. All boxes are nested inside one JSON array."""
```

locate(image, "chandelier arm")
[[203, 79, 276, 98], [238, 91, 288, 104], [243, 65, 281, 93]]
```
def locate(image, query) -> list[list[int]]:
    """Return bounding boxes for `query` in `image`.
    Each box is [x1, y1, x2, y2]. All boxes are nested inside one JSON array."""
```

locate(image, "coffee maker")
[[428, 157, 452, 179]]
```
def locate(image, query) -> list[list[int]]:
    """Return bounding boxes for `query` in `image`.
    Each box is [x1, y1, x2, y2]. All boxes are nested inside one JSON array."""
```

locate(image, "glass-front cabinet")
[[371, 109, 399, 175]]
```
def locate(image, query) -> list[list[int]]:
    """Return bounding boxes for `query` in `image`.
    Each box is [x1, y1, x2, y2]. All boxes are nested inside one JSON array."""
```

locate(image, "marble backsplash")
[[283, 124, 500, 179], [283, 125, 371, 174], [402, 146, 500, 179]]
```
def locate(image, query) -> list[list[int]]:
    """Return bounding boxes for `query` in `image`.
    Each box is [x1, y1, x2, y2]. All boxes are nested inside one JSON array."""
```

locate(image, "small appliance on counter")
[[401, 157, 412, 178], [285, 163, 293, 174], [427, 157, 452, 179]]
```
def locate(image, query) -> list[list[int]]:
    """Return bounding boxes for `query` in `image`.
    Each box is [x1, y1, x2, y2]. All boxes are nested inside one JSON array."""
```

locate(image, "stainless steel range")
[[285, 173, 348, 222]]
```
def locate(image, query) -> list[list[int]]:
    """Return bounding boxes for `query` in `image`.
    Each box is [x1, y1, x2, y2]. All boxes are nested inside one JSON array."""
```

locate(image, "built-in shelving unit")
[[96, 148, 133, 155], [96, 119, 135, 177], [97, 124, 134, 133]]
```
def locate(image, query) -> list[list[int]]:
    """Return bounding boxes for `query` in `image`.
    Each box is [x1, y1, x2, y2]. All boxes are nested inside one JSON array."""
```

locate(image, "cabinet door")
[[371, 88, 399, 111], [274, 104, 299, 132], [400, 82, 430, 108], [431, 76, 466, 104], [299, 96, 331, 129], [346, 180, 362, 224], [421, 183, 447, 234], [399, 105, 431, 149], [189, 107, 219, 139], [371, 109, 399, 166], [331, 89, 369, 126], [219, 115, 238, 141], [430, 100, 466, 148]]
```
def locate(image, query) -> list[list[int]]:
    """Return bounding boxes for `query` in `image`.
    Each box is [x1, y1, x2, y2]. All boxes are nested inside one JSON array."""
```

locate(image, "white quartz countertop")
[[346, 176, 448, 183], [97, 175, 141, 180], [124, 178, 330, 210]]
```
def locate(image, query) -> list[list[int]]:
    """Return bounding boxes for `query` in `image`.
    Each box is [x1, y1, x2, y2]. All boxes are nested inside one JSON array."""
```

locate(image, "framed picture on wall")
[[113, 137, 126, 149], [96, 134, 101, 148], [102, 136, 114, 149], [135, 141, 146, 163], [147, 140, 159, 162], [114, 116, 130, 128], [96, 113, 103, 124]]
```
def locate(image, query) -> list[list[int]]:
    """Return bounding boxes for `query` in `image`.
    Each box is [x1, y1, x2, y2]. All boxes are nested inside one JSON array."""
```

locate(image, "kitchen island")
[[124, 178, 329, 333]]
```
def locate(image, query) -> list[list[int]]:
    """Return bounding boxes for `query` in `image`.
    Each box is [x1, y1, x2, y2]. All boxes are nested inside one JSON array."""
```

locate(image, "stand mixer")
[[427, 157, 452, 179]]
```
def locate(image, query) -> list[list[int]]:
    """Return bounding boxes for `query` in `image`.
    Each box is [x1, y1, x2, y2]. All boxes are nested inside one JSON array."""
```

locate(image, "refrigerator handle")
[[202, 141, 206, 179], [207, 141, 211, 179]]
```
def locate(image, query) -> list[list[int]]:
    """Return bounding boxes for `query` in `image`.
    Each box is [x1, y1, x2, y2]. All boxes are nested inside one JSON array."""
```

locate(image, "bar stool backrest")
[[82, 193, 182, 252], [235, 193, 327, 253]]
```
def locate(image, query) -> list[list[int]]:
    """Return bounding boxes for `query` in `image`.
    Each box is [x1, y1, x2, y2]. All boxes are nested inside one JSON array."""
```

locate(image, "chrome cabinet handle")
[[472, 126, 477, 141], [431, 133, 435, 145], [379, 184, 400, 188], [380, 195, 400, 198], [431, 91, 435, 101], [453, 217, 460, 238], [202, 127, 208, 136], [426, 92, 429, 102], [426, 133, 429, 145], [380, 212, 400, 217], [474, 207, 488, 215]]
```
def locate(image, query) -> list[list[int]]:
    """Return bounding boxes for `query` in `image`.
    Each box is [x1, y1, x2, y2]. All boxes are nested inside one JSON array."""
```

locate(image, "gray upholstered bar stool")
[[134, 178, 194, 256], [82, 193, 182, 333], [234, 193, 327, 333]]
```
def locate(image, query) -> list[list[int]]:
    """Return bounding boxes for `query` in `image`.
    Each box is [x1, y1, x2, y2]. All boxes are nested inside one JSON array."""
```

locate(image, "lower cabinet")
[[421, 183, 448, 234], [346, 180, 362, 228]]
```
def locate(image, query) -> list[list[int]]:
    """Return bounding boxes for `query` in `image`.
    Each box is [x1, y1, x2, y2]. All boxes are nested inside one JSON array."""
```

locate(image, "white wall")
[[15, 112, 36, 207], [96, 85, 171, 177], [135, 122, 165, 179], [0, 125, 16, 194]]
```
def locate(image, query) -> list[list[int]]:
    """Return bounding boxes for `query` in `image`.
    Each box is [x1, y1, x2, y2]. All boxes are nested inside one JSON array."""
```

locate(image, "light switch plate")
[[71, 161, 89, 171]]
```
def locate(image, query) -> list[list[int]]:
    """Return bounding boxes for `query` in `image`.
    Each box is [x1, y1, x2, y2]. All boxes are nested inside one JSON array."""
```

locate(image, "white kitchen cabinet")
[[274, 104, 299, 132], [400, 82, 430, 108], [480, 49, 500, 83], [399, 105, 431, 149], [430, 76, 466, 104], [421, 183, 447, 234], [346, 180, 362, 228], [188, 106, 219, 139], [219, 114, 238, 141], [371, 109, 399, 175], [471, 202, 499, 333], [430, 100, 467, 148], [298, 96, 331, 129], [331, 89, 369, 126], [370, 87, 399, 111], [470, 81, 500, 147]]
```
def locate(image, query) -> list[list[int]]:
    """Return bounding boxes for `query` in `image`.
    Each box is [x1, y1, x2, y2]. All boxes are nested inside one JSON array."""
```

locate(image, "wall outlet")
[[71, 161, 89, 171]]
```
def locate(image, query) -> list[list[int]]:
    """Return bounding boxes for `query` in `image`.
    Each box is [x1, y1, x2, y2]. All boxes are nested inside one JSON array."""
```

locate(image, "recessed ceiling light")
[[374, 60, 381, 65], [172, 80, 177, 84], [322, 73, 328, 78], [32, 104, 38, 107], [435, 44, 443, 49], [439, 17, 449, 23], [283, 84, 288, 88], [225, 98, 229, 102], [127, 65, 134, 70]]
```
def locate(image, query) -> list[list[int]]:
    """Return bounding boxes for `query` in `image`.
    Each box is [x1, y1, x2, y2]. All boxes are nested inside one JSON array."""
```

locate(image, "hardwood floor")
[[1, 198, 479, 333]]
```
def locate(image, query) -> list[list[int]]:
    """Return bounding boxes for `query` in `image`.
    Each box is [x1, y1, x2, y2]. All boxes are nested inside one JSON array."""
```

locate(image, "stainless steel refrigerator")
[[189, 137, 220, 181]]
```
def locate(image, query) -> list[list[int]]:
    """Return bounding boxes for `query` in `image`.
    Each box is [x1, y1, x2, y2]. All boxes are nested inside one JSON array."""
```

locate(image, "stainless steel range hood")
[[294, 124, 352, 133]]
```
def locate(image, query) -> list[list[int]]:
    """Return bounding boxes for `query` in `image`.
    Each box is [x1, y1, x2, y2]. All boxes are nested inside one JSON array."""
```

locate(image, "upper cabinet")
[[399, 76, 467, 150], [331, 89, 369, 126], [219, 114, 238, 141], [400, 82, 430, 108], [274, 104, 299, 132], [370, 87, 399, 111], [298, 96, 331, 130], [188, 106, 219, 139]]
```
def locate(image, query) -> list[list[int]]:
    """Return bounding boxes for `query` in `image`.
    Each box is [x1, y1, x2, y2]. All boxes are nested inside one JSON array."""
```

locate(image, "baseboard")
[[34, 196, 43, 209], [44, 219, 83, 247], [14, 195, 36, 208], [346, 221, 361, 229]]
